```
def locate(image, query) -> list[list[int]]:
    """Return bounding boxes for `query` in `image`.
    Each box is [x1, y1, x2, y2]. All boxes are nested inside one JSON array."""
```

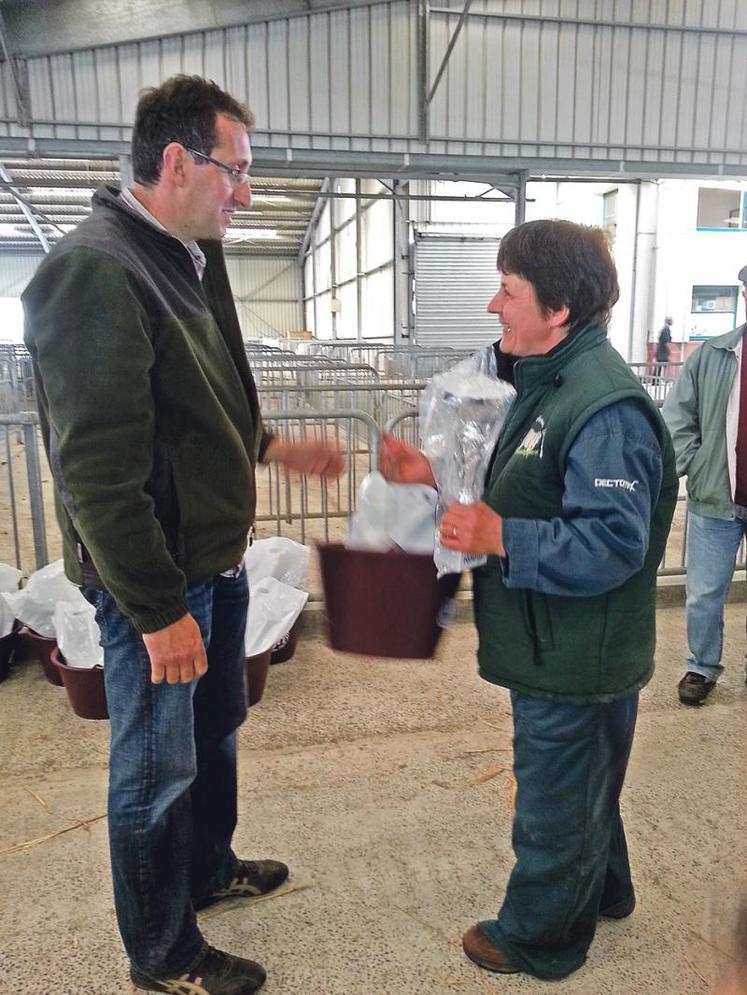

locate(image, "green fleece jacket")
[[22, 186, 270, 633]]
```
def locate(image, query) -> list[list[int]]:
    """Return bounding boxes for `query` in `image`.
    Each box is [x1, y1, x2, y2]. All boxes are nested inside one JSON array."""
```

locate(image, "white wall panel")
[[0, 253, 301, 340], [335, 220, 357, 284], [0, 254, 45, 296], [224, 255, 303, 338], [363, 198, 392, 271], [360, 266, 393, 339], [337, 280, 359, 339]]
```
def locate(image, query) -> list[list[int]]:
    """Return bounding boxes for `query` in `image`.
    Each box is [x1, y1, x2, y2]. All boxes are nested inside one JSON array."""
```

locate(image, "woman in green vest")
[[380, 219, 678, 980]]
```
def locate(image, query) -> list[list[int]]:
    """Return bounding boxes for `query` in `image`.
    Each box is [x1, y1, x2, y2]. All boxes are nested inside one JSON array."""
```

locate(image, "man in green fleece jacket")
[[23, 75, 343, 995]]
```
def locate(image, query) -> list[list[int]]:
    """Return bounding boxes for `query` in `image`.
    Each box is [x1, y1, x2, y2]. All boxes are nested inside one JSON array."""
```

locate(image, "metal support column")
[[22, 420, 48, 568], [392, 179, 411, 343], [513, 173, 528, 226], [417, 0, 429, 142], [329, 182, 338, 340], [0, 9, 29, 128], [0, 163, 50, 252], [355, 179, 363, 341], [118, 153, 133, 188]]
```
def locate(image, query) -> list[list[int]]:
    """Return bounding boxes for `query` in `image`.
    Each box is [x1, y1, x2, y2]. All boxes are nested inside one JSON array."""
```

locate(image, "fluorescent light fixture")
[[224, 228, 279, 241]]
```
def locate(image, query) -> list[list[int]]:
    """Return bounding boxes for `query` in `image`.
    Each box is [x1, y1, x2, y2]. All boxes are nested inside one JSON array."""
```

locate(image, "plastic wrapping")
[[0, 562, 22, 593], [0, 562, 22, 638], [53, 601, 103, 670], [347, 471, 438, 554], [420, 353, 516, 577], [244, 576, 309, 657], [244, 537, 310, 590], [2, 559, 89, 637]]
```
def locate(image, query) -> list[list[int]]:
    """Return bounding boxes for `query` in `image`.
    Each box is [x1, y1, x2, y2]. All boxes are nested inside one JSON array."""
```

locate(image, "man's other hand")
[[265, 438, 346, 478], [142, 613, 208, 685]]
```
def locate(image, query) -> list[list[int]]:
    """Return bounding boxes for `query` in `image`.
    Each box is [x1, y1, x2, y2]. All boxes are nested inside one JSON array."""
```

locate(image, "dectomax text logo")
[[515, 416, 545, 458], [595, 478, 638, 492]]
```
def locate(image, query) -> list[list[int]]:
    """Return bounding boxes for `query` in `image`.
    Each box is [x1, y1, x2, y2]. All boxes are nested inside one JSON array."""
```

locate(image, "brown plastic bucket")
[[270, 617, 301, 665], [317, 543, 457, 659], [21, 627, 63, 686], [51, 647, 108, 720], [246, 650, 271, 706]]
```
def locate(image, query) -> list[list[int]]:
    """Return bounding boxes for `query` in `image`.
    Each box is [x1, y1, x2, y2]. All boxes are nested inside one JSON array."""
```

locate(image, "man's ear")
[[160, 142, 190, 186]]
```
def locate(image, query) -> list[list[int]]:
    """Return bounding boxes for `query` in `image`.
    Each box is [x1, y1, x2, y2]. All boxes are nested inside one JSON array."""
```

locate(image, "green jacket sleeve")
[[23, 247, 189, 633], [661, 353, 701, 477]]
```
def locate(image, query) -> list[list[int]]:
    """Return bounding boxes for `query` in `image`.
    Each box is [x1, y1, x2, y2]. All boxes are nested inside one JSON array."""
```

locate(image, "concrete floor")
[[0, 602, 745, 995]]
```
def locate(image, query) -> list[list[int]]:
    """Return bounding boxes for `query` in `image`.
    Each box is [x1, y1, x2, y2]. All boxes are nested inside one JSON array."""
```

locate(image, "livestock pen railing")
[[2, 409, 736, 593], [2, 343, 686, 412]]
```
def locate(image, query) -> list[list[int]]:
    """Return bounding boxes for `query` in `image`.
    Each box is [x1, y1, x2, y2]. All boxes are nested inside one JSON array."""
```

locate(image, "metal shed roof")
[[0, 157, 323, 255]]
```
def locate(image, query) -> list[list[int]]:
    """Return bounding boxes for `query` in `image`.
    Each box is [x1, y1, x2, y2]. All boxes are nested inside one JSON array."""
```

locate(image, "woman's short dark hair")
[[132, 75, 255, 186], [496, 219, 620, 333]]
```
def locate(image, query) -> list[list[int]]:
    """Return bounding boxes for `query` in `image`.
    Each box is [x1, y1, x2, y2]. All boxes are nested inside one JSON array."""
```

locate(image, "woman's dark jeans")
[[83, 567, 249, 979], [479, 689, 639, 980]]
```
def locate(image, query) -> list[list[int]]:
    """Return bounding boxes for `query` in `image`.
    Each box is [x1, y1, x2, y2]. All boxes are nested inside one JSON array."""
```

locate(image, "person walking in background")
[[662, 265, 747, 706], [23, 75, 344, 995], [655, 316, 673, 375]]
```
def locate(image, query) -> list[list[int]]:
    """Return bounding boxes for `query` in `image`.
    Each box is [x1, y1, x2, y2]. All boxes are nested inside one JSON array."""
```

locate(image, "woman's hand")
[[439, 501, 505, 556], [379, 433, 435, 487]]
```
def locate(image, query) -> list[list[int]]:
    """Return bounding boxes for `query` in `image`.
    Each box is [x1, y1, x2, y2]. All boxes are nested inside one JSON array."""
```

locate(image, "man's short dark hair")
[[132, 75, 255, 186], [738, 264, 747, 287], [496, 219, 620, 333]]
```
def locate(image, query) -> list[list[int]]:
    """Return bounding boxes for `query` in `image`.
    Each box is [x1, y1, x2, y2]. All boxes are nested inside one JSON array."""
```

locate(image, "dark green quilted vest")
[[473, 325, 678, 703]]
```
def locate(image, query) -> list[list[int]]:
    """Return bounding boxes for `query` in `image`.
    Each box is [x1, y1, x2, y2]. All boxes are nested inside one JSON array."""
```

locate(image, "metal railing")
[[3, 348, 738, 586]]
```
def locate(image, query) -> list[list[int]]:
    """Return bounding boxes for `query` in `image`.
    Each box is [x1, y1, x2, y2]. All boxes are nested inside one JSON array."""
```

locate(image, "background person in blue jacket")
[[380, 220, 677, 981], [662, 265, 747, 705]]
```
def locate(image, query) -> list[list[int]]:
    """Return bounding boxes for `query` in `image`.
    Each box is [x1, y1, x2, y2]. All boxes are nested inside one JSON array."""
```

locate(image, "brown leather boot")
[[462, 924, 521, 974]]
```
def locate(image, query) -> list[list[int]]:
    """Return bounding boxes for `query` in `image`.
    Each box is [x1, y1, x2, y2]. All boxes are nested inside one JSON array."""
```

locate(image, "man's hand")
[[379, 433, 436, 487], [142, 613, 208, 685], [439, 501, 505, 557], [264, 437, 345, 478]]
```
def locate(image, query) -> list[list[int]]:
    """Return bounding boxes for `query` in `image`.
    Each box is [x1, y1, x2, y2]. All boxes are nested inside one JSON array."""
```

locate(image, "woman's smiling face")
[[487, 271, 569, 357]]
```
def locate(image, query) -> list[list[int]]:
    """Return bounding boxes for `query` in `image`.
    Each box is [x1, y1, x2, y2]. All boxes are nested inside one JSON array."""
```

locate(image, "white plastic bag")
[[244, 537, 310, 590], [53, 601, 103, 669], [347, 471, 438, 554], [0, 562, 22, 593], [0, 594, 16, 638], [244, 577, 308, 657], [420, 354, 516, 577], [3, 559, 89, 637], [0, 561, 21, 636]]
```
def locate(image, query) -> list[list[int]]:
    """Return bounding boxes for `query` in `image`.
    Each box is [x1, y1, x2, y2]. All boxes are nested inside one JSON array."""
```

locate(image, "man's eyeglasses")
[[186, 148, 251, 187]]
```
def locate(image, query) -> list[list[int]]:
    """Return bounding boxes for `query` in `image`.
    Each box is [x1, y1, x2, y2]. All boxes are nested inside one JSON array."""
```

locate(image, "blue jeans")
[[685, 510, 747, 682], [83, 567, 249, 979], [480, 690, 638, 980]]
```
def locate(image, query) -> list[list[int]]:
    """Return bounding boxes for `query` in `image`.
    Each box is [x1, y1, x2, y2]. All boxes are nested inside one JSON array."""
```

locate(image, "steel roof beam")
[[297, 176, 330, 263], [0, 161, 52, 252]]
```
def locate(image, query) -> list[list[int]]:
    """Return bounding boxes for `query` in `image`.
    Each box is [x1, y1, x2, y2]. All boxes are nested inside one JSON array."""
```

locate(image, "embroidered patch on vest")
[[515, 416, 546, 458]]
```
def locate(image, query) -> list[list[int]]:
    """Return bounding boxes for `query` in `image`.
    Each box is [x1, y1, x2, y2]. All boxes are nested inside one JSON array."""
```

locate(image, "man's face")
[[182, 113, 252, 240], [487, 271, 568, 356]]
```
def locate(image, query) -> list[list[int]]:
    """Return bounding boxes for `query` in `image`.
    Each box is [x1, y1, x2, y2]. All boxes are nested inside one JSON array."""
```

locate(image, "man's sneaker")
[[193, 859, 289, 912], [678, 671, 716, 706], [130, 945, 266, 994]]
